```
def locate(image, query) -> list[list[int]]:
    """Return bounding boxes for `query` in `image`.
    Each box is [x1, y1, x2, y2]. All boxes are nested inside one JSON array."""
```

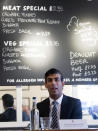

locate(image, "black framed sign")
[[0, 0, 98, 86]]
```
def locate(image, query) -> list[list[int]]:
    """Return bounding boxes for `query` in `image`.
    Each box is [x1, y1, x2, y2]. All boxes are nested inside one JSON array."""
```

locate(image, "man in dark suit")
[[37, 68, 82, 121], [0, 94, 16, 122]]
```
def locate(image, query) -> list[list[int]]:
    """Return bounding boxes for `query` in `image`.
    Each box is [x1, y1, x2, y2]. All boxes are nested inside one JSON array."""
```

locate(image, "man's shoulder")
[[37, 98, 50, 117], [6, 108, 16, 112], [37, 98, 49, 105], [37, 98, 49, 108], [0, 108, 16, 122], [63, 95, 81, 103], [0, 109, 10, 121]]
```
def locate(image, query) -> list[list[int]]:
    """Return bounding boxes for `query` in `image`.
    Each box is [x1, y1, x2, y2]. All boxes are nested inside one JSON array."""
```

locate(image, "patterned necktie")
[[51, 101, 59, 129]]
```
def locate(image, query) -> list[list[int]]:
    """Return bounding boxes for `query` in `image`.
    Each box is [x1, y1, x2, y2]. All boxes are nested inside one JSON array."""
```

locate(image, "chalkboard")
[[0, 0, 98, 86]]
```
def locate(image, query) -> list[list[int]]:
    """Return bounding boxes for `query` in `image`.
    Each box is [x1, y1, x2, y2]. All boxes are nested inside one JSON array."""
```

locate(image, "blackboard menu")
[[0, 0, 98, 86]]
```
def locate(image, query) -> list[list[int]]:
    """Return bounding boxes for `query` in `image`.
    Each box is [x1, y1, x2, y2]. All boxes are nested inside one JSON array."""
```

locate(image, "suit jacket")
[[0, 108, 16, 122], [37, 95, 82, 119]]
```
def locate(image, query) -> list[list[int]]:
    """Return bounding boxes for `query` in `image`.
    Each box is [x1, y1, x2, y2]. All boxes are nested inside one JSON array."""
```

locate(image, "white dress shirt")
[[49, 94, 63, 119]]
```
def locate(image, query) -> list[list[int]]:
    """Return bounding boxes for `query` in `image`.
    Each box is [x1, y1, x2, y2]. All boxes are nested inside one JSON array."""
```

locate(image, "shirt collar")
[[49, 94, 63, 105], [5, 107, 14, 111]]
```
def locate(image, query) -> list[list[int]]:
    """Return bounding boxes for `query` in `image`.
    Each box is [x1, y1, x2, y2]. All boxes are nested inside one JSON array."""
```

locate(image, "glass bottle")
[[30, 97, 39, 130]]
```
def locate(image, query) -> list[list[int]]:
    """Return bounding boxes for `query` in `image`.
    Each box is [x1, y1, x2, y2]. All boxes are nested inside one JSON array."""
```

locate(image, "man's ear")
[[62, 80, 65, 87]]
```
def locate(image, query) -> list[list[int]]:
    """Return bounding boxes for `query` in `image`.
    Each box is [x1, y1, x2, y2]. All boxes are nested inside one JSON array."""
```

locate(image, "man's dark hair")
[[2, 94, 14, 108], [45, 68, 63, 82]]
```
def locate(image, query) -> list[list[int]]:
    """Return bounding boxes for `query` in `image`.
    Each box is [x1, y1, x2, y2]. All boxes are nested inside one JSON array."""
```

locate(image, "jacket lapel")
[[44, 98, 50, 117], [60, 95, 69, 119]]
